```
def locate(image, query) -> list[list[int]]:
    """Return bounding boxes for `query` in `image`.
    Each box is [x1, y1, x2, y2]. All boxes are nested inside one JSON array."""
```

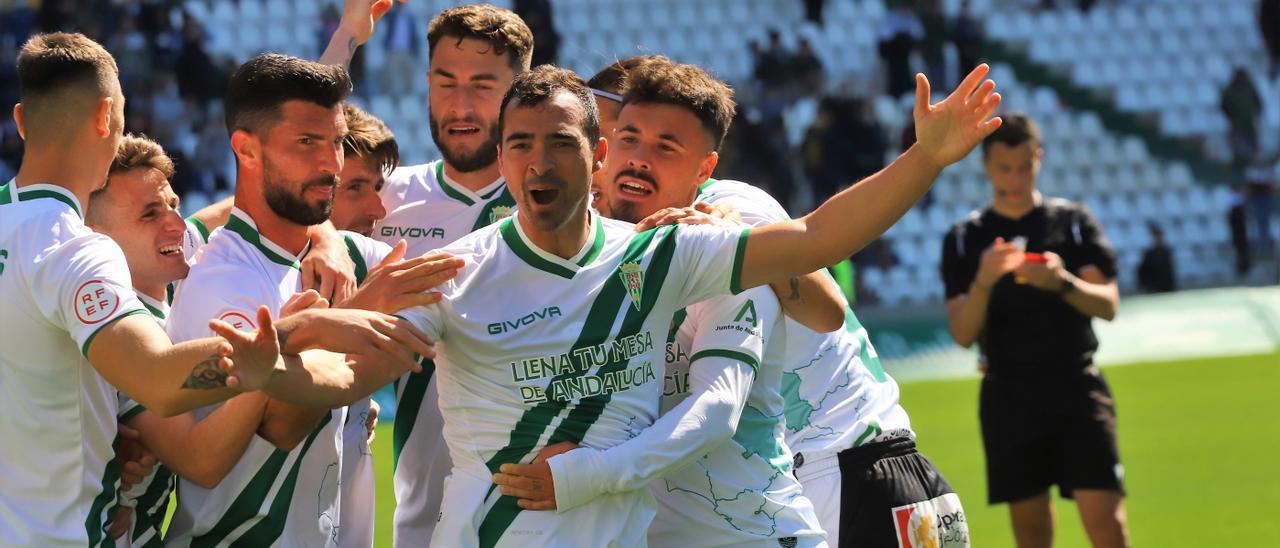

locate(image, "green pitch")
[[368, 352, 1280, 546]]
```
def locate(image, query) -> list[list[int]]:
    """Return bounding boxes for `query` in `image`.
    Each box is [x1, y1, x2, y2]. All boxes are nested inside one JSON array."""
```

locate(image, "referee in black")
[[940, 114, 1129, 548]]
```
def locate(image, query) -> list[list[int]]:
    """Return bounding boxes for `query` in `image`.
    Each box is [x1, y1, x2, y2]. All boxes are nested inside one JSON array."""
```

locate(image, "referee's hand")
[[974, 237, 1023, 291]]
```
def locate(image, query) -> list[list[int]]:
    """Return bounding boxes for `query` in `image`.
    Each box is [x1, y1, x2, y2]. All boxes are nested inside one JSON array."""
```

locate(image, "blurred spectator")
[[1245, 161, 1276, 257], [1221, 67, 1262, 168], [1261, 0, 1279, 77], [803, 97, 886, 202], [951, 0, 984, 79], [515, 0, 560, 67], [791, 38, 825, 96], [917, 0, 948, 90], [878, 1, 923, 98], [176, 18, 220, 104], [379, 7, 420, 96], [803, 0, 825, 25], [1229, 187, 1252, 276], [1137, 222, 1176, 293]]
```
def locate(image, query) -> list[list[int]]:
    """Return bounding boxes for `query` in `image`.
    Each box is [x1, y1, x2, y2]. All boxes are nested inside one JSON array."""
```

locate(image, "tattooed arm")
[[87, 313, 280, 417], [768, 269, 848, 333]]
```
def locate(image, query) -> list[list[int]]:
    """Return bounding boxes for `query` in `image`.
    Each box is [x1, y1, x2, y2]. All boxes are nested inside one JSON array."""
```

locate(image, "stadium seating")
[[180, 0, 1265, 306]]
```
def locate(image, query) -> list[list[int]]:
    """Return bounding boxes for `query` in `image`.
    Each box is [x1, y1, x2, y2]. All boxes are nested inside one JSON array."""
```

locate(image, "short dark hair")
[[342, 103, 400, 175], [587, 56, 659, 96], [620, 56, 736, 150], [16, 33, 119, 136], [982, 112, 1041, 156], [224, 53, 352, 136], [498, 65, 600, 147], [428, 3, 534, 72]]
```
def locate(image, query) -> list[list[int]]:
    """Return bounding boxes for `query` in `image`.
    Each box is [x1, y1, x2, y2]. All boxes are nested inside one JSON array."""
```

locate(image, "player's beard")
[[263, 159, 336, 226], [429, 109, 500, 173]]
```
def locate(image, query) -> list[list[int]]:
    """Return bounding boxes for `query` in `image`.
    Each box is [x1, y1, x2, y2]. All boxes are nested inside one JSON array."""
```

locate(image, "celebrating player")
[[391, 60, 999, 546], [162, 53, 459, 546]]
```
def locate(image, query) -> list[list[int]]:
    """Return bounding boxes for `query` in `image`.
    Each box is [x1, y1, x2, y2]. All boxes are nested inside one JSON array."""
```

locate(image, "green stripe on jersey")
[[730, 228, 750, 294], [690, 348, 761, 374], [186, 216, 211, 242], [472, 186, 516, 232], [667, 308, 688, 344], [436, 162, 476, 206], [547, 226, 678, 445], [343, 235, 370, 284], [18, 188, 81, 218], [498, 217, 606, 279], [224, 214, 301, 270], [477, 225, 676, 547], [392, 358, 436, 472], [132, 469, 175, 544], [191, 413, 333, 547], [85, 457, 121, 547], [0, 181, 12, 204]]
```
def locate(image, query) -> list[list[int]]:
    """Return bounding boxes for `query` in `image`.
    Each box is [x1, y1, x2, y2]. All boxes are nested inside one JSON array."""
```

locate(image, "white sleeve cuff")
[[547, 446, 608, 513]]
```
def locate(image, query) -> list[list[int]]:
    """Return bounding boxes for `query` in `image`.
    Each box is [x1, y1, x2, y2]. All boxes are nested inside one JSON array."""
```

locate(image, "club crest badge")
[[489, 205, 514, 224], [618, 261, 644, 311]]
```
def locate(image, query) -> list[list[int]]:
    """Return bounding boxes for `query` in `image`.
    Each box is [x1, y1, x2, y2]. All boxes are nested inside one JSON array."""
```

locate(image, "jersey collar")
[[13, 183, 83, 218], [136, 291, 169, 319], [223, 208, 310, 270], [500, 210, 606, 279], [435, 161, 506, 206]]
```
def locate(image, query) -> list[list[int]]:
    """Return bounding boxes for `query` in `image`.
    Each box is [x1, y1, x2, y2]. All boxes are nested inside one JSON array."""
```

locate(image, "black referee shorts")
[[979, 367, 1125, 504], [837, 438, 970, 547]]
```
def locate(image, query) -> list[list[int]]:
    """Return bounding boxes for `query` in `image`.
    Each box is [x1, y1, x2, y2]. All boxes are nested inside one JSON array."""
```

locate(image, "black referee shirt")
[[940, 197, 1118, 379]]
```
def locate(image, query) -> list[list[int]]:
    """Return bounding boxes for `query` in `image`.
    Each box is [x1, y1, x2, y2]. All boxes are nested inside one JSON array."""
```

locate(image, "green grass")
[[367, 353, 1280, 546], [902, 353, 1280, 547]]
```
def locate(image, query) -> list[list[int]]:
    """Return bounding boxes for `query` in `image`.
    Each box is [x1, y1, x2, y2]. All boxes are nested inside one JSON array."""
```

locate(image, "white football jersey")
[[375, 160, 513, 546], [650, 288, 826, 547], [694, 179, 913, 457], [0, 183, 147, 547], [164, 208, 385, 547], [395, 210, 750, 547], [114, 293, 175, 548]]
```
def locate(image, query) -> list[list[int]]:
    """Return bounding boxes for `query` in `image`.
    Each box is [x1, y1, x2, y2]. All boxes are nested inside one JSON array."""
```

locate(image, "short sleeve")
[[940, 226, 972, 299], [685, 286, 779, 374], [670, 224, 753, 306], [36, 233, 147, 357], [1073, 205, 1119, 280], [166, 264, 276, 343]]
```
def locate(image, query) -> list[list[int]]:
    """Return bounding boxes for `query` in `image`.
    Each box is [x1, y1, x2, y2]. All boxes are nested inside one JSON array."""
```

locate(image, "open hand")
[[302, 235, 358, 305], [209, 306, 282, 391], [634, 206, 736, 232], [913, 64, 1003, 169], [275, 308, 435, 373], [491, 442, 579, 511], [340, 0, 408, 46], [339, 241, 463, 314]]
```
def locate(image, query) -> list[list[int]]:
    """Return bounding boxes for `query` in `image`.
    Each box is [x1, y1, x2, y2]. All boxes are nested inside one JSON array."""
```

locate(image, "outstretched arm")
[[319, 0, 406, 67], [638, 66, 1002, 292], [739, 67, 1001, 289]]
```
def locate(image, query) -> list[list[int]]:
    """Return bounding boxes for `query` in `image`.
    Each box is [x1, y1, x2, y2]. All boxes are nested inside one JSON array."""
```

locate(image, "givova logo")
[[379, 225, 446, 239], [487, 306, 562, 334], [891, 493, 968, 548]]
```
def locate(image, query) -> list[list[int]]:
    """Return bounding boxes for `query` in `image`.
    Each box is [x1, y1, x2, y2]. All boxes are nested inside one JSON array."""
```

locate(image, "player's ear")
[[12, 103, 24, 140], [696, 151, 718, 182], [94, 96, 113, 139], [592, 137, 608, 172], [230, 129, 262, 169]]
